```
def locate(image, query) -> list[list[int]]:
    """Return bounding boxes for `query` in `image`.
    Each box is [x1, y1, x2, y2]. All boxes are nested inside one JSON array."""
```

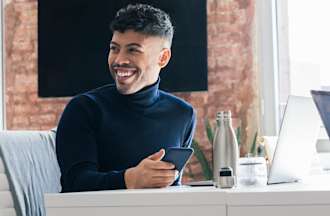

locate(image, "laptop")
[[311, 90, 330, 138], [267, 95, 321, 184]]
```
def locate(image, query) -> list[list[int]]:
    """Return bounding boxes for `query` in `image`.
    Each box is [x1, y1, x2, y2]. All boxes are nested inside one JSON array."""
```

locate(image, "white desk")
[[45, 175, 330, 216]]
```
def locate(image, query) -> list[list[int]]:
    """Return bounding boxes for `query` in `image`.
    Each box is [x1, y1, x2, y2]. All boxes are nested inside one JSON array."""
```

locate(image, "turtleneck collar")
[[115, 78, 160, 107]]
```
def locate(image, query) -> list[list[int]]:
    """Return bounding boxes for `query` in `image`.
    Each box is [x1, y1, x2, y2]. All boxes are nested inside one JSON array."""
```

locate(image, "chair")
[[0, 156, 16, 216], [0, 130, 61, 216]]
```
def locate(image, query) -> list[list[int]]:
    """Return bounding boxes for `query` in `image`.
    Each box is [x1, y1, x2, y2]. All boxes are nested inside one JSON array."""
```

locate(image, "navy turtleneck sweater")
[[56, 79, 196, 192]]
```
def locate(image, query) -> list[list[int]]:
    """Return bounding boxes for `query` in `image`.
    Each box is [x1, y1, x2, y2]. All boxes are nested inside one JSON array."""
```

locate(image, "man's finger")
[[151, 176, 176, 187], [151, 169, 177, 178], [149, 160, 175, 170], [148, 149, 165, 161]]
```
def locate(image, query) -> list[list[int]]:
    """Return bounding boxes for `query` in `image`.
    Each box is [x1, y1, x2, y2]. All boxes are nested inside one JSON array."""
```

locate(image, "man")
[[56, 4, 196, 192]]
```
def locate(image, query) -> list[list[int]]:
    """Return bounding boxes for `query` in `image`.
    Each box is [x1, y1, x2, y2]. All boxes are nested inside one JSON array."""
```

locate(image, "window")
[[278, 0, 330, 139], [258, 0, 329, 138], [286, 0, 330, 96]]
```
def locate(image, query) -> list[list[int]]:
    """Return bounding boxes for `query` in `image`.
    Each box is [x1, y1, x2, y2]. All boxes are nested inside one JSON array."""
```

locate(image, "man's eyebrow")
[[110, 42, 142, 48], [110, 41, 120, 46], [126, 43, 142, 48]]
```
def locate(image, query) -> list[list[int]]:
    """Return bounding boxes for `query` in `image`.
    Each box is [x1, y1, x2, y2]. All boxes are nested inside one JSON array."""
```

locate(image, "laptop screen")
[[311, 90, 330, 139], [267, 95, 321, 184]]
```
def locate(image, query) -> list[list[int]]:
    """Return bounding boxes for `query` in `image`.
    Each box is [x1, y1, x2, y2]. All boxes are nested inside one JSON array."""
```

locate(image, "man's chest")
[[95, 111, 186, 169]]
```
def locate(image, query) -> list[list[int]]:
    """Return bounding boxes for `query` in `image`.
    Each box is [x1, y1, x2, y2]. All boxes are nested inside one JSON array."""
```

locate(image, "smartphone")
[[162, 147, 194, 172]]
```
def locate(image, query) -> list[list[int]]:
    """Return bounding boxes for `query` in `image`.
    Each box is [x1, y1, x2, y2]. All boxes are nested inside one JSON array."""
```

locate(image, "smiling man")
[[109, 30, 170, 95], [56, 4, 196, 192]]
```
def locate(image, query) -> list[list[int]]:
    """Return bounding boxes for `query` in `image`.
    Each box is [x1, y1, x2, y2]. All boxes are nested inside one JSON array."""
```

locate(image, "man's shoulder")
[[83, 84, 116, 98], [69, 84, 115, 104], [68, 84, 116, 108], [159, 90, 195, 115]]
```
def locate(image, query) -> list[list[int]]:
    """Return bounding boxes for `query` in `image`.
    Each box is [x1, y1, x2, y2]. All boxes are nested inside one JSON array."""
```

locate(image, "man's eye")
[[128, 48, 140, 53], [110, 46, 118, 52]]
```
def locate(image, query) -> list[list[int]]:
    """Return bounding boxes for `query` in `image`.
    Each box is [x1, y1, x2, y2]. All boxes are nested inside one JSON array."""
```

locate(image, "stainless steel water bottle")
[[212, 111, 239, 186], [213, 111, 223, 184]]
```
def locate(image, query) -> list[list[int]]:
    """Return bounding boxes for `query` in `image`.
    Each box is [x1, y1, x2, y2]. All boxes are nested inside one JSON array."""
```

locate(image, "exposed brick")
[[13, 104, 30, 114], [12, 38, 33, 52], [14, 2, 36, 12], [14, 73, 35, 87], [12, 116, 29, 126], [29, 114, 57, 125], [39, 103, 56, 114], [13, 93, 26, 104], [40, 125, 55, 130], [27, 93, 41, 103]]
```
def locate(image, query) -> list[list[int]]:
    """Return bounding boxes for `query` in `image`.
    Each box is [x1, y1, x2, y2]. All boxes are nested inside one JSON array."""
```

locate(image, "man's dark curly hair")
[[110, 4, 174, 46]]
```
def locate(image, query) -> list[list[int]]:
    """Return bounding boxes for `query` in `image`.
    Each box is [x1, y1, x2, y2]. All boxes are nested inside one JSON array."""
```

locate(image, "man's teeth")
[[117, 71, 134, 77]]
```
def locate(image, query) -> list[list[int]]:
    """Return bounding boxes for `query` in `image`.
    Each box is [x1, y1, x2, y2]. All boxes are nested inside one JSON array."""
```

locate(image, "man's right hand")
[[124, 149, 178, 189]]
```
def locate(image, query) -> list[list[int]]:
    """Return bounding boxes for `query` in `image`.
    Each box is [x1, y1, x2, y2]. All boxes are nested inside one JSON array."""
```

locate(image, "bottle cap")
[[216, 111, 232, 119]]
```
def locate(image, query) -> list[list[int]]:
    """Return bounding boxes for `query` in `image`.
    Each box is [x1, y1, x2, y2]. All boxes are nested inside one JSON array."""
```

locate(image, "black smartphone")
[[162, 147, 194, 172]]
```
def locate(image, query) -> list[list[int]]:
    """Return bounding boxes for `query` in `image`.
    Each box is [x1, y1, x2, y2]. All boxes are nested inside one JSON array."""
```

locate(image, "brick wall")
[[4, 0, 69, 130], [4, 0, 258, 181]]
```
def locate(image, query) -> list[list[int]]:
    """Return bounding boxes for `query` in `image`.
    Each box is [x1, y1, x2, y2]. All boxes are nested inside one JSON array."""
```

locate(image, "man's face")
[[108, 30, 171, 95]]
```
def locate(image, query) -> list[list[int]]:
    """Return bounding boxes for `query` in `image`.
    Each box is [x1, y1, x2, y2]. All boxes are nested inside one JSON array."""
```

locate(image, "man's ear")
[[158, 48, 171, 68]]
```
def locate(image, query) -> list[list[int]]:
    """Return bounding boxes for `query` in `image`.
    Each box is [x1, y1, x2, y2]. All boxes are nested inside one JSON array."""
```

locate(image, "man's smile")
[[113, 67, 138, 83]]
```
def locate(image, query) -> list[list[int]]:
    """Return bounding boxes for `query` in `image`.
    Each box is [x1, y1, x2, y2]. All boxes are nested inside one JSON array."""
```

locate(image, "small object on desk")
[[217, 167, 236, 188], [238, 157, 267, 186]]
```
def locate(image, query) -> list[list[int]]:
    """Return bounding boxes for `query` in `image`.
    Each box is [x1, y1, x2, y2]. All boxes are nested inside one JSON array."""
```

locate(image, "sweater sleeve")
[[182, 108, 197, 148], [173, 107, 197, 185], [56, 95, 126, 192]]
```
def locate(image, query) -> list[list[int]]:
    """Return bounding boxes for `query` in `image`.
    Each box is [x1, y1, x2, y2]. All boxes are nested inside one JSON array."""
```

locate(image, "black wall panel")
[[38, 0, 207, 97]]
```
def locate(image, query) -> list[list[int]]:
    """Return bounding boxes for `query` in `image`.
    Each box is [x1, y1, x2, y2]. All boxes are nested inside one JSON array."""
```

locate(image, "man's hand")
[[124, 149, 178, 189]]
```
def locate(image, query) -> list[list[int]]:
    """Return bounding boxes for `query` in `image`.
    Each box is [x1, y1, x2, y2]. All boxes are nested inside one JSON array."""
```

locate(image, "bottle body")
[[213, 116, 221, 183], [213, 111, 239, 185]]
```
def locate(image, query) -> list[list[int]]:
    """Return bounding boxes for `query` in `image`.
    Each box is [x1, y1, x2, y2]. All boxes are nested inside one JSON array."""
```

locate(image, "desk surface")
[[45, 174, 330, 208], [45, 186, 227, 207]]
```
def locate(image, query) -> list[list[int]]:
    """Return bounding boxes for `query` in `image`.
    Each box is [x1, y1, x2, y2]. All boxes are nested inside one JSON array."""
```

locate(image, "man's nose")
[[113, 51, 130, 65]]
